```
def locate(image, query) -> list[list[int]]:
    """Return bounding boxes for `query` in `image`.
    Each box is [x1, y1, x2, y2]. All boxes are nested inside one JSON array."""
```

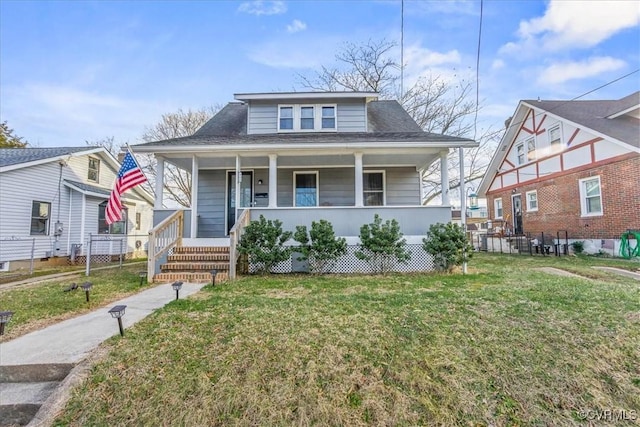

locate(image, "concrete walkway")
[[0, 282, 206, 426]]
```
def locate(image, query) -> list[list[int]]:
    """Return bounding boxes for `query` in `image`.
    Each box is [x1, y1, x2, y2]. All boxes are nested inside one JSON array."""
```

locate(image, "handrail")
[[147, 210, 184, 282], [228, 209, 251, 280]]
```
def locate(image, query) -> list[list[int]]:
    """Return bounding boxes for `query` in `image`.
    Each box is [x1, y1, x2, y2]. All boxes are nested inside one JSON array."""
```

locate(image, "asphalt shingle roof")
[[524, 91, 640, 148], [64, 180, 112, 196], [0, 147, 95, 168]]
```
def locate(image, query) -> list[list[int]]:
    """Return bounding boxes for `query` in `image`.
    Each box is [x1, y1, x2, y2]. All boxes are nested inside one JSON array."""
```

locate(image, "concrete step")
[[0, 363, 74, 383], [0, 382, 59, 426]]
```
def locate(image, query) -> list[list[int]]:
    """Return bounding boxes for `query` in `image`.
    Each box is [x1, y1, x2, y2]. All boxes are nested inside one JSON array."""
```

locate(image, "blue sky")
[[1, 0, 639, 147]]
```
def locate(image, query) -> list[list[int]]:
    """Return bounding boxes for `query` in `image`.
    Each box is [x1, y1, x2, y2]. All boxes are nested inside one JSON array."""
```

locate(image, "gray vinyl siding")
[[386, 168, 420, 205], [246, 99, 367, 134], [277, 168, 355, 207], [197, 170, 226, 237], [337, 102, 366, 132]]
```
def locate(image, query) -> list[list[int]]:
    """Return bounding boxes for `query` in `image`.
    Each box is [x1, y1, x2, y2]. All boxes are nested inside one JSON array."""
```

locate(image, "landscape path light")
[[172, 281, 183, 300], [108, 305, 127, 337], [139, 271, 148, 286], [0, 311, 14, 336], [211, 269, 218, 286], [81, 282, 93, 303]]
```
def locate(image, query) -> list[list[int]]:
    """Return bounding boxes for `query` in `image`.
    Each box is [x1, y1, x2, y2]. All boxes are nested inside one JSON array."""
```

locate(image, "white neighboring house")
[[0, 147, 154, 271]]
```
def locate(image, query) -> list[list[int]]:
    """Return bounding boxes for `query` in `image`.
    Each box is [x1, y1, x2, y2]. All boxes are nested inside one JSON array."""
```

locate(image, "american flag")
[[106, 151, 147, 224]]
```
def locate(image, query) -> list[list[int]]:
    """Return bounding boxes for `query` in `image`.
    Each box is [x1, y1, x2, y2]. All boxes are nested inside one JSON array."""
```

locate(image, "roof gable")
[[0, 147, 94, 168]]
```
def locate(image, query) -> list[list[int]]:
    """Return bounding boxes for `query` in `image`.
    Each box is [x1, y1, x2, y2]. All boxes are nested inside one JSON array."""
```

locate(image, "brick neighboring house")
[[477, 91, 639, 254]]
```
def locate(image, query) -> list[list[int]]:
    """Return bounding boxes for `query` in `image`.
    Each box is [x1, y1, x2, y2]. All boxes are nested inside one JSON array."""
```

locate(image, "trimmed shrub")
[[355, 214, 410, 274], [237, 215, 292, 274], [423, 222, 472, 272], [294, 220, 347, 274]]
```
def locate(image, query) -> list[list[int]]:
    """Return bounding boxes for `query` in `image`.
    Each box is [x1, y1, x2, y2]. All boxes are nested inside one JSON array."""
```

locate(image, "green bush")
[[294, 220, 347, 274], [423, 222, 472, 272], [355, 214, 410, 274], [237, 215, 292, 274], [571, 240, 585, 254]]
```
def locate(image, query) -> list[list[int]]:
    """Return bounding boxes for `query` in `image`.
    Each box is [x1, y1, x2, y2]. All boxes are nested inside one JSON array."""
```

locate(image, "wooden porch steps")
[[155, 246, 230, 284]]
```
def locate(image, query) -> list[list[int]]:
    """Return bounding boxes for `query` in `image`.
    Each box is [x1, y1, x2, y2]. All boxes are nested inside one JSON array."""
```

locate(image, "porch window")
[[30, 201, 51, 235], [88, 157, 100, 182], [363, 171, 384, 206], [294, 172, 318, 207], [526, 190, 538, 211], [98, 201, 127, 234], [494, 198, 503, 219], [300, 106, 314, 129], [579, 176, 602, 216], [279, 106, 293, 130]]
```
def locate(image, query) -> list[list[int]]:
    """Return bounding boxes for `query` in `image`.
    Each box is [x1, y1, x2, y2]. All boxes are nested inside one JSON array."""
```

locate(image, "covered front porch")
[[152, 147, 454, 239]]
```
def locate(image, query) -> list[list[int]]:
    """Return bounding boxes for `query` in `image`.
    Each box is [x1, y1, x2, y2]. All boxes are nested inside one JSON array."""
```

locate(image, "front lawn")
[[56, 253, 640, 426]]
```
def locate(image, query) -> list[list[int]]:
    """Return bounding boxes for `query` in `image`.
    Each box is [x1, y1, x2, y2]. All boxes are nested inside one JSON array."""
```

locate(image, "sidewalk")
[[0, 282, 206, 426]]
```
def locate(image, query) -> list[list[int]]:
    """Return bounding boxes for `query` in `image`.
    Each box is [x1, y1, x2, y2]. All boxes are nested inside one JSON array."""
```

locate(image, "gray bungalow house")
[[133, 91, 477, 281]]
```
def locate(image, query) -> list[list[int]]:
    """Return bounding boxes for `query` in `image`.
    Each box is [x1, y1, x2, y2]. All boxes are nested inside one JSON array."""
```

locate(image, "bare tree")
[[297, 39, 500, 204], [86, 136, 122, 156], [139, 107, 220, 208]]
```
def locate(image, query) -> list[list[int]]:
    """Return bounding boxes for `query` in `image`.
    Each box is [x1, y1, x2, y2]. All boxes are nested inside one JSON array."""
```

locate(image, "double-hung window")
[[549, 125, 562, 147], [279, 106, 294, 130], [300, 106, 315, 129], [294, 172, 318, 207], [321, 106, 336, 129], [579, 176, 602, 216], [88, 157, 100, 182], [516, 143, 525, 165], [98, 201, 127, 234], [494, 198, 503, 219], [526, 138, 536, 161], [363, 171, 384, 206], [30, 201, 51, 235], [526, 190, 538, 211]]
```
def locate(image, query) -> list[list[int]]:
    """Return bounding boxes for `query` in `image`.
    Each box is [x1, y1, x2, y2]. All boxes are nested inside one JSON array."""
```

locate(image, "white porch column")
[[268, 154, 277, 208], [154, 157, 165, 209], [190, 155, 199, 238], [440, 151, 450, 206], [354, 152, 364, 207], [235, 155, 241, 221]]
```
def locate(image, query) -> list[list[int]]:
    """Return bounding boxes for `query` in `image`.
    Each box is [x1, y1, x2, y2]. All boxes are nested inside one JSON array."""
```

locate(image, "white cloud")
[[248, 37, 340, 69], [286, 19, 307, 34], [491, 59, 505, 70], [501, 0, 640, 54], [2, 83, 168, 146], [402, 44, 462, 85], [537, 57, 627, 85], [237, 1, 286, 16]]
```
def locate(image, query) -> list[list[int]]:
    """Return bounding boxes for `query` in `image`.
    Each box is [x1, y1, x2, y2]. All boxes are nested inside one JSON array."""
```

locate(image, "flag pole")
[[124, 143, 152, 185]]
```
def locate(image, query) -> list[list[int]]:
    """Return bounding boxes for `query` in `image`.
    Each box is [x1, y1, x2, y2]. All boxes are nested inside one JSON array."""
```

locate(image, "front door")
[[227, 171, 253, 234], [512, 194, 523, 235]]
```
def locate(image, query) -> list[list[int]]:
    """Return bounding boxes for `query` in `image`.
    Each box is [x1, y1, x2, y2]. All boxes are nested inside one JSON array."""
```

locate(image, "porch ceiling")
[[160, 149, 443, 172]]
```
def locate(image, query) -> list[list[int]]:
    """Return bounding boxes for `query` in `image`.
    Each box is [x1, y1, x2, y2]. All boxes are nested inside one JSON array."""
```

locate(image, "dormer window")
[[300, 106, 315, 129], [279, 106, 293, 130], [278, 104, 337, 132]]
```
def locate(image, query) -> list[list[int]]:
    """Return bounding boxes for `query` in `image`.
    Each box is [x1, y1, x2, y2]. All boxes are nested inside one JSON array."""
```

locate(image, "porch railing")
[[229, 209, 251, 280], [147, 209, 184, 282]]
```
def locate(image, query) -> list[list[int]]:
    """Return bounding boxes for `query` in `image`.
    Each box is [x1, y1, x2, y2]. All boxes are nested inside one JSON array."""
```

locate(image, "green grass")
[[55, 253, 640, 426], [0, 264, 148, 341]]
